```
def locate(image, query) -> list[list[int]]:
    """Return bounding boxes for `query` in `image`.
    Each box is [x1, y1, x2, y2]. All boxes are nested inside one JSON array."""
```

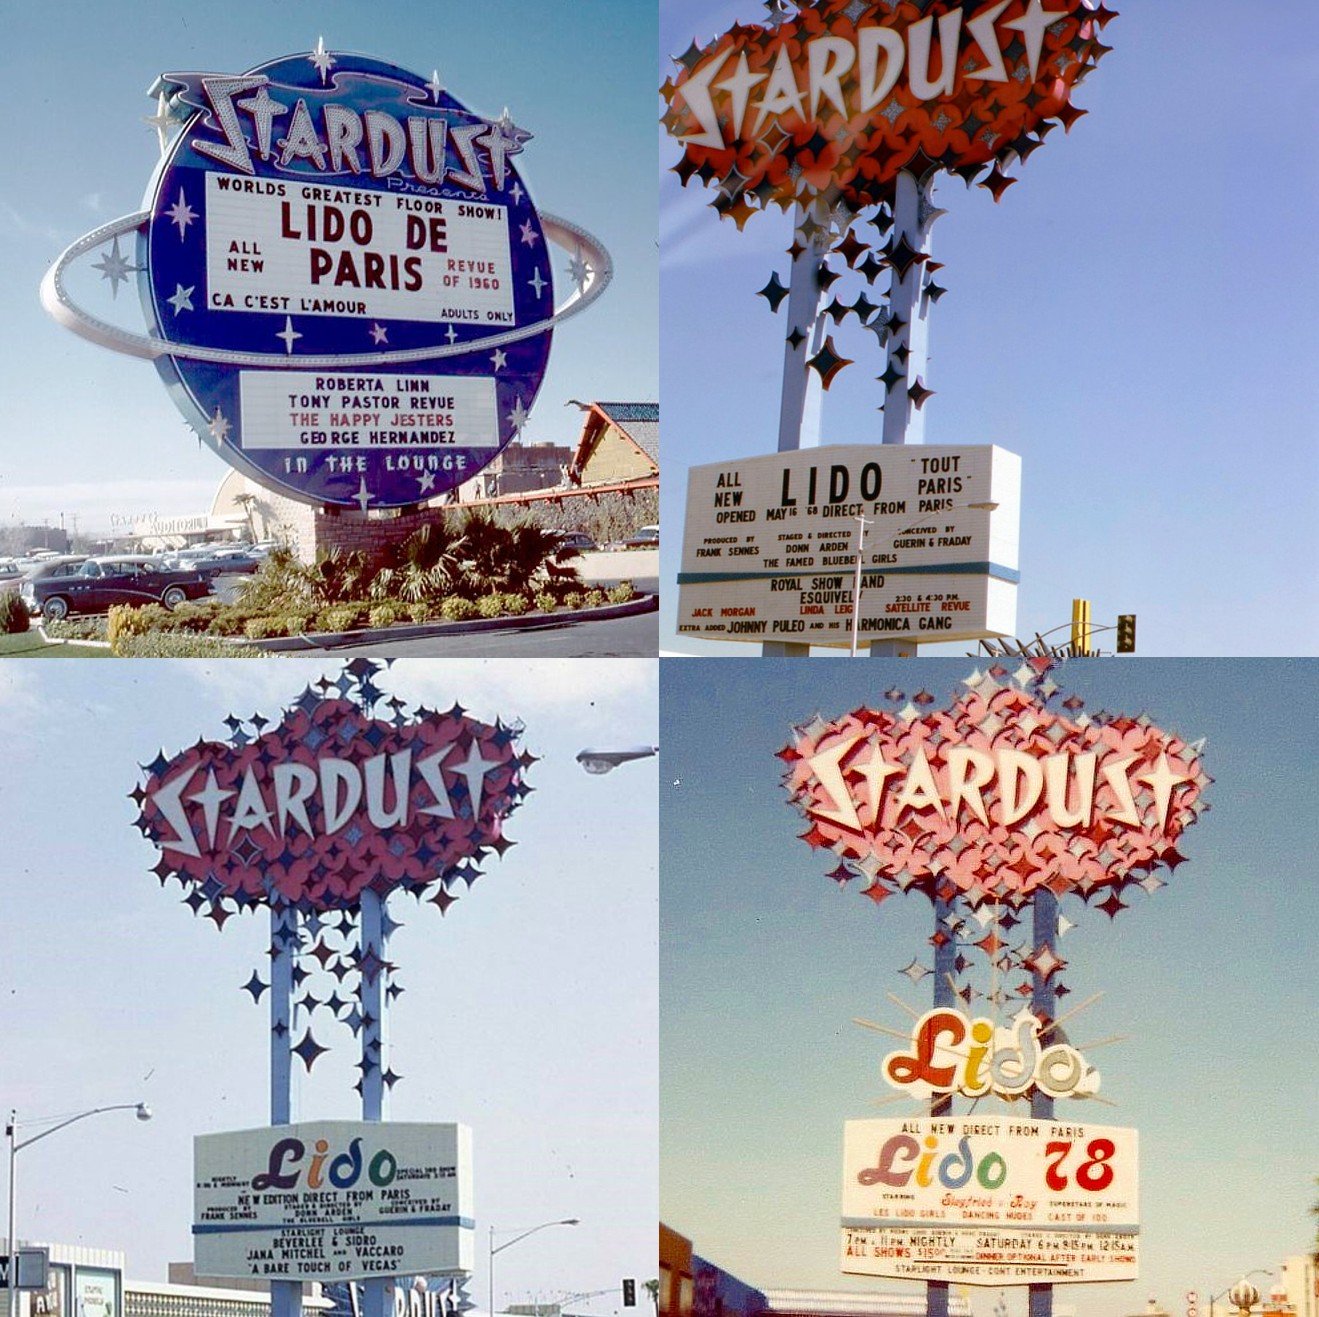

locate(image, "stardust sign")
[[194, 1121, 473, 1281], [663, 0, 1115, 219], [781, 671, 1208, 906], [678, 444, 1019, 646], [136, 693, 525, 913], [43, 46, 611, 510], [841, 1118, 1138, 1285]]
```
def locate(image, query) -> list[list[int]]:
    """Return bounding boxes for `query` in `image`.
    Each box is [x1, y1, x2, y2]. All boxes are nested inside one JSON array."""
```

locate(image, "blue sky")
[[0, 0, 656, 536], [0, 658, 657, 1309], [660, 657, 1318, 1317], [658, 2, 1319, 656]]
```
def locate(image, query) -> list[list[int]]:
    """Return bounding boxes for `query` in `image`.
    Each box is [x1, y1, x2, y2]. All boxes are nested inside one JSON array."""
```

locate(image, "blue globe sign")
[[41, 42, 611, 509]]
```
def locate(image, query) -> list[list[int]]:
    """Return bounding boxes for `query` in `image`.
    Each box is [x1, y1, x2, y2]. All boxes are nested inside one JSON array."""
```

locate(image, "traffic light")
[[1070, 598, 1093, 656], [1116, 614, 1137, 654], [623, 1279, 637, 1308]]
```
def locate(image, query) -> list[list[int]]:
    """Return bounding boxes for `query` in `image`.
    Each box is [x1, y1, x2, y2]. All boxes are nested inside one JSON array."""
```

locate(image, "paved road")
[[311, 609, 657, 658]]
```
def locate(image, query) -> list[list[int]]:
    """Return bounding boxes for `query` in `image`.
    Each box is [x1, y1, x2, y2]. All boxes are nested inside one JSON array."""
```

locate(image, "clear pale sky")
[[0, 0, 657, 537], [0, 658, 658, 1313], [660, 658, 1318, 1317], [658, 2, 1319, 656]]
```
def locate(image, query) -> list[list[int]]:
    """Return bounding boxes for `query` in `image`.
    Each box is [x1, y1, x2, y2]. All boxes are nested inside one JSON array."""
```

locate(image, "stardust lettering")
[[148, 744, 499, 857], [805, 743, 1190, 834], [188, 73, 516, 194], [677, 7, 1062, 148]]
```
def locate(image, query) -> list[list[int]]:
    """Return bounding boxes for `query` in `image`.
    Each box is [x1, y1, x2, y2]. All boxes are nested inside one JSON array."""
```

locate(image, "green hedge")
[[113, 632, 266, 658], [0, 593, 31, 634]]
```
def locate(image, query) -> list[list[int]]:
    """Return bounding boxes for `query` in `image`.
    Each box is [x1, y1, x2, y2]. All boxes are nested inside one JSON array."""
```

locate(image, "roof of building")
[[595, 402, 659, 465]]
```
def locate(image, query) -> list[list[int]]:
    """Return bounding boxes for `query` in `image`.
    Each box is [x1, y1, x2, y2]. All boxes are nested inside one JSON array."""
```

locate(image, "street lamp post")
[[575, 748, 658, 775], [488, 1219, 579, 1317], [6, 1104, 151, 1317]]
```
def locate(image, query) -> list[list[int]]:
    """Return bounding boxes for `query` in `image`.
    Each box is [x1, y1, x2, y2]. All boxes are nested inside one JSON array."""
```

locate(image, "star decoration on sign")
[[276, 317, 302, 354], [426, 69, 444, 102], [208, 407, 232, 444], [369, 323, 388, 345], [354, 478, 373, 513], [167, 284, 195, 315], [145, 91, 184, 154], [519, 219, 539, 247], [93, 236, 138, 297], [309, 36, 336, 85], [567, 252, 592, 292], [491, 348, 508, 371], [166, 189, 197, 238], [417, 470, 438, 495], [506, 398, 531, 435]]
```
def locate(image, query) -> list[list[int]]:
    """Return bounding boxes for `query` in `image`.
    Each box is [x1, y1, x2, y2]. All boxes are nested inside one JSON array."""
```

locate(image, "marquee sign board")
[[144, 52, 550, 509], [195, 1121, 473, 1281], [677, 444, 1019, 646], [43, 46, 612, 512], [841, 1117, 1138, 1285]]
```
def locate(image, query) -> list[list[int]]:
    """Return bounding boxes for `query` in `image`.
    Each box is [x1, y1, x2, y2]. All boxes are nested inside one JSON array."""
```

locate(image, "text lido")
[[882, 1007, 1100, 1102]]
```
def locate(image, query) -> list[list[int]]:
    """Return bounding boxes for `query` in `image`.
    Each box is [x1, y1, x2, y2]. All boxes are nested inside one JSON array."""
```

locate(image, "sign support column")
[[1029, 889, 1060, 1317], [360, 889, 392, 1317], [872, 170, 938, 659], [926, 888, 959, 1317], [270, 900, 301, 1317], [765, 202, 828, 659]]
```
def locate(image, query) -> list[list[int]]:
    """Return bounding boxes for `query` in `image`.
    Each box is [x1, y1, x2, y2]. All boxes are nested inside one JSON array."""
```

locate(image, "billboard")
[[43, 48, 611, 511], [841, 1117, 1138, 1285], [195, 1121, 473, 1281], [678, 444, 1019, 646]]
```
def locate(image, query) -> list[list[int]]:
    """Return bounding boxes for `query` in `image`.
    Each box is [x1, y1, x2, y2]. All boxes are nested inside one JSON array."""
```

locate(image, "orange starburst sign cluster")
[[662, 0, 1116, 226]]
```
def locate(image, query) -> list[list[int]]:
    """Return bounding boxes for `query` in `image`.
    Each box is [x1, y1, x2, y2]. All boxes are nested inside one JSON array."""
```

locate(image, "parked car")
[[22, 555, 212, 620], [623, 524, 659, 548], [555, 532, 597, 552], [182, 546, 265, 578]]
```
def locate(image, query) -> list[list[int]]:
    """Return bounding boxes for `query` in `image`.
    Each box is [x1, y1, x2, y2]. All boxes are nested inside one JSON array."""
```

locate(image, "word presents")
[[882, 1007, 1099, 1100]]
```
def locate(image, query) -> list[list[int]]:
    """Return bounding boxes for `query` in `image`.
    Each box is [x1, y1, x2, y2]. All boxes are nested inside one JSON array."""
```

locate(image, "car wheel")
[[162, 586, 188, 609], [42, 596, 70, 621]]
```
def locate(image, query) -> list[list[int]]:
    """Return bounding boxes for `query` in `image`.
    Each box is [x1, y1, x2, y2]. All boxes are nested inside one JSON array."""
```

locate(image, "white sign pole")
[[359, 890, 391, 1317], [873, 169, 938, 658], [764, 202, 827, 659], [270, 903, 301, 1317]]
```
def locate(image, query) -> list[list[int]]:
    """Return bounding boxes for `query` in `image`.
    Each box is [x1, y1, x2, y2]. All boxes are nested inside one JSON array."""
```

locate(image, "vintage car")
[[622, 524, 659, 548], [22, 555, 212, 620]]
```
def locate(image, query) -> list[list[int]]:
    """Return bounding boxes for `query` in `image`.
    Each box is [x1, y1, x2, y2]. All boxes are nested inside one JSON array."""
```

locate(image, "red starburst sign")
[[662, 0, 1116, 224], [780, 669, 1207, 909]]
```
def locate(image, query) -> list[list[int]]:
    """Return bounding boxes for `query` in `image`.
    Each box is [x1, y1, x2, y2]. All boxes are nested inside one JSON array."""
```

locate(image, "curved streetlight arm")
[[492, 1219, 580, 1257], [12, 1104, 149, 1154]]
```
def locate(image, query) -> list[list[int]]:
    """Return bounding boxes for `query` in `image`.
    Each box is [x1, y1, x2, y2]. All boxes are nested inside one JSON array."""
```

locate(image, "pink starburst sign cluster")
[[780, 667, 1209, 909]]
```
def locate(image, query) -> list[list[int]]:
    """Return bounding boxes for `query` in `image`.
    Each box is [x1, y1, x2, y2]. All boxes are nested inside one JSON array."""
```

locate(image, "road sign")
[[0, 1248, 50, 1291]]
